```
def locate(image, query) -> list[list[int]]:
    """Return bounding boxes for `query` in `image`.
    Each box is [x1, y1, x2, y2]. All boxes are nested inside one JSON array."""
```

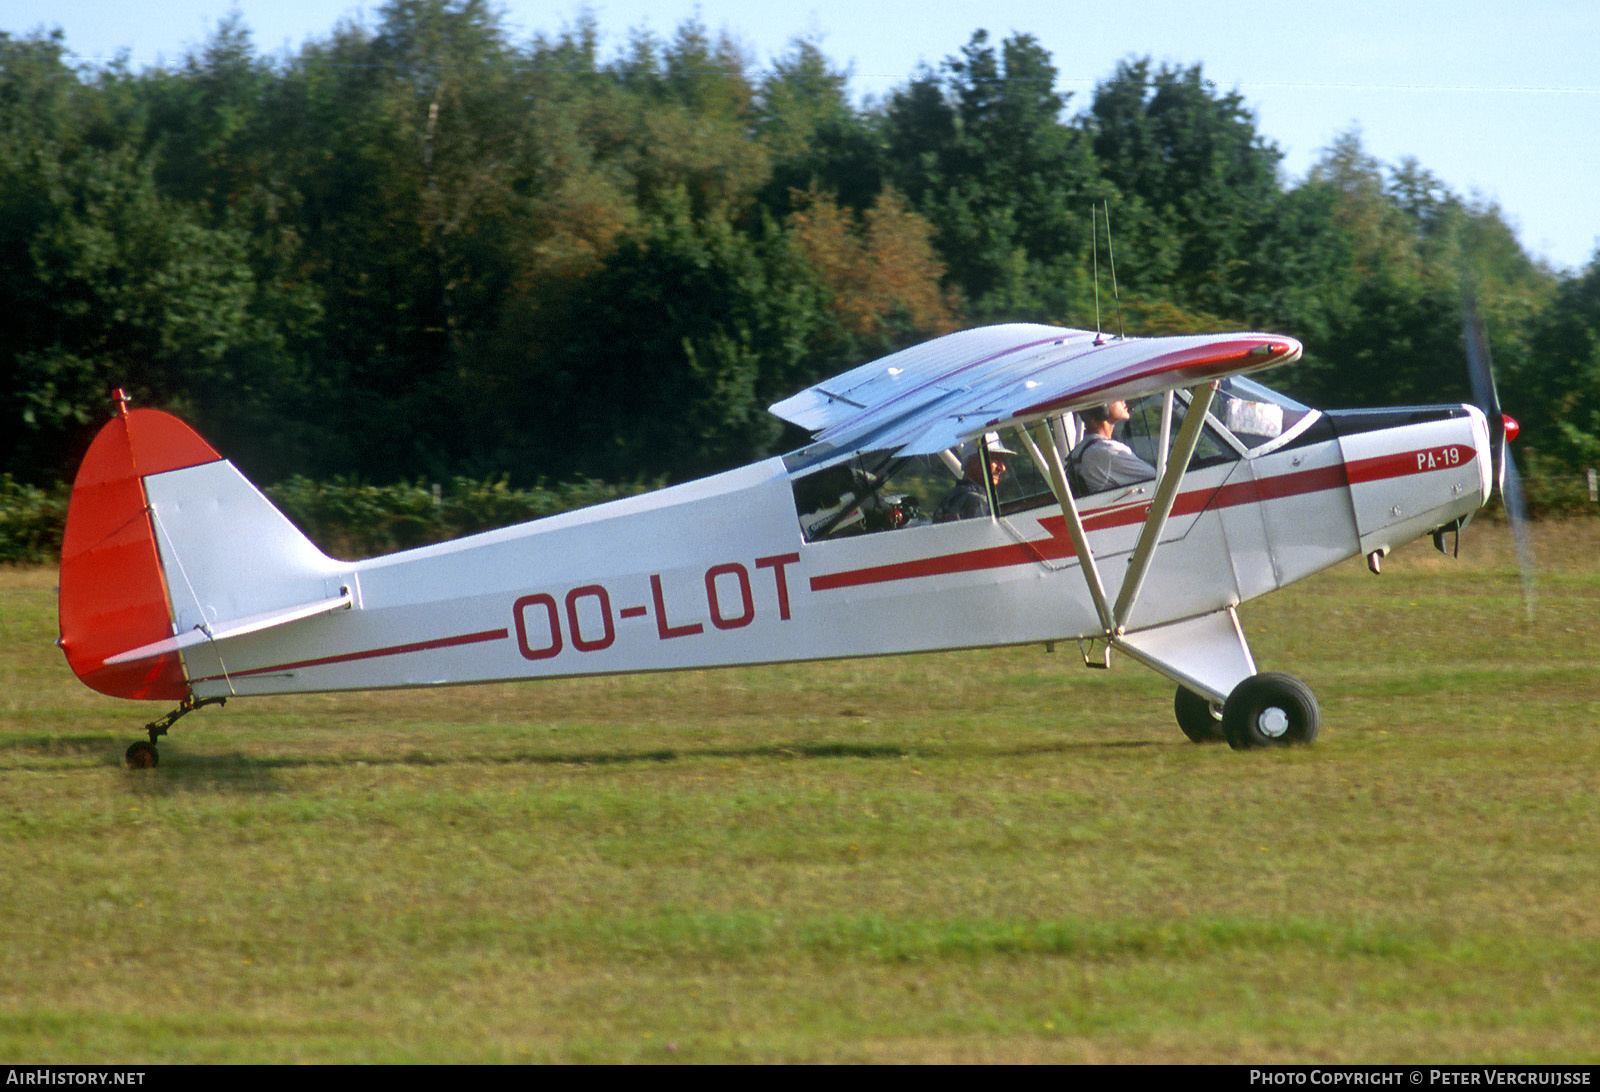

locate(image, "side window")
[[1121, 395, 1237, 471], [790, 452, 956, 541], [992, 426, 1057, 516], [787, 426, 1061, 540]]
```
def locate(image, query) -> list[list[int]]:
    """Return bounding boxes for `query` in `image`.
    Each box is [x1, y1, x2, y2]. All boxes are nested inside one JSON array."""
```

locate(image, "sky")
[[7, 0, 1598, 272]]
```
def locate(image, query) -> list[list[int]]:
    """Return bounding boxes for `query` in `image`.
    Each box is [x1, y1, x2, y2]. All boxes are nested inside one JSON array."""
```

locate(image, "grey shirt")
[[1071, 436, 1155, 493]]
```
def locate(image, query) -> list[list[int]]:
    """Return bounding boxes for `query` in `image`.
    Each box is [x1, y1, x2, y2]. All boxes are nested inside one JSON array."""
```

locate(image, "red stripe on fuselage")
[[1344, 446, 1467, 483], [192, 627, 511, 683], [810, 539, 1068, 590], [809, 444, 1472, 592]]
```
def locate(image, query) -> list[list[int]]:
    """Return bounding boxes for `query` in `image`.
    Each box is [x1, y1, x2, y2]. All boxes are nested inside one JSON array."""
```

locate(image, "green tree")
[[1519, 253, 1600, 470], [1085, 59, 1282, 317], [0, 30, 291, 481], [881, 31, 1096, 320], [1260, 133, 1554, 412], [524, 189, 829, 481], [129, 20, 327, 478], [754, 38, 882, 218], [259, 0, 536, 478]]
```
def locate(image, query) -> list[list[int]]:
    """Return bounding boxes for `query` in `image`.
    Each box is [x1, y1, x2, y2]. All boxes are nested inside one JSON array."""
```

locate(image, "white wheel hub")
[[1256, 706, 1290, 738]]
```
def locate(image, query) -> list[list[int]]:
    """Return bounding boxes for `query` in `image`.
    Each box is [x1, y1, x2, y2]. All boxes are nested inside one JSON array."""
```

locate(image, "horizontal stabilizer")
[[104, 588, 354, 665]]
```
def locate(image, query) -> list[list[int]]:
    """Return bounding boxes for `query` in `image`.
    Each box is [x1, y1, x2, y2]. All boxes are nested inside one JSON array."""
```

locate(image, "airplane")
[[56, 321, 1514, 767]]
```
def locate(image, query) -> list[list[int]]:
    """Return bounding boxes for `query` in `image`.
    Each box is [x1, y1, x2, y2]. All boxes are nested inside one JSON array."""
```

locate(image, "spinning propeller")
[[1462, 292, 1536, 619]]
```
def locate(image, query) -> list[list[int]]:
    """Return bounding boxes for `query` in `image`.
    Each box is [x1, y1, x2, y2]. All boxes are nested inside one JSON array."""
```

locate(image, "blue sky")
[[9, 0, 1599, 271]]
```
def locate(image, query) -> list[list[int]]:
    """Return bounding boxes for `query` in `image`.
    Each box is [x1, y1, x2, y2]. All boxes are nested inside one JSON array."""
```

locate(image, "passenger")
[[1068, 401, 1155, 493], [934, 437, 1011, 522]]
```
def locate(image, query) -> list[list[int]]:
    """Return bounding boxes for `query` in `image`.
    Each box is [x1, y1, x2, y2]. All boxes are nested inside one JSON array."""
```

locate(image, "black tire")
[[1174, 687, 1225, 743], [1223, 673, 1320, 750], [124, 741, 159, 769]]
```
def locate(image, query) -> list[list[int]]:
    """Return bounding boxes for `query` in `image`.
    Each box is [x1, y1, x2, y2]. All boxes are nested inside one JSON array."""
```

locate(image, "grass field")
[[3, 520, 1598, 1063]]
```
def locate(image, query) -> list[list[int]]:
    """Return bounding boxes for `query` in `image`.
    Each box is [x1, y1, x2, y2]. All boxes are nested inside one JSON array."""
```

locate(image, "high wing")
[[772, 322, 1305, 706], [769, 323, 1302, 459]]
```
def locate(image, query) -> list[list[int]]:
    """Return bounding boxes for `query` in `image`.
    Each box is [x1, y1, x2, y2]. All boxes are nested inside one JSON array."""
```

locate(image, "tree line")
[[3, 0, 1598, 493]]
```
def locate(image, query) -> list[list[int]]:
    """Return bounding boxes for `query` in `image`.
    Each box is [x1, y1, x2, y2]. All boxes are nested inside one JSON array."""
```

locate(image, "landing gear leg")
[[123, 695, 226, 768]]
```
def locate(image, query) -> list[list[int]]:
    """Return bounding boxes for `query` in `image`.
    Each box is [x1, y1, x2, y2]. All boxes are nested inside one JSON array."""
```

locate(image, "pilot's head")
[[964, 450, 1008, 487], [963, 432, 1014, 486], [1081, 400, 1131, 433]]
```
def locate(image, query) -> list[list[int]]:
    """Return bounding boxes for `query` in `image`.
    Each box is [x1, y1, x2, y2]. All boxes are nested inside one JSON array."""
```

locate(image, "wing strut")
[[1020, 382, 1238, 688], [1019, 420, 1113, 635], [1110, 380, 1217, 632]]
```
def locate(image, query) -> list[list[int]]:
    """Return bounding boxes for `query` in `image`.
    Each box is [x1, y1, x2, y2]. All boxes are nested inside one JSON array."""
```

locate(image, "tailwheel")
[[1223, 673, 1320, 750], [1174, 686, 1225, 743], [124, 740, 159, 769], [122, 695, 225, 767]]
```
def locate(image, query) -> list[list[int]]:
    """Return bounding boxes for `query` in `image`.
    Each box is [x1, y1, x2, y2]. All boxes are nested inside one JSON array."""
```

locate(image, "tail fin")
[[59, 404, 222, 699], [59, 401, 342, 700]]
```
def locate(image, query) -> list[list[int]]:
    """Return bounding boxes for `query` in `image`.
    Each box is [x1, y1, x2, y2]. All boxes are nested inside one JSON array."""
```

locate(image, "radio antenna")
[[1091, 205, 1104, 344], [1103, 200, 1125, 340]]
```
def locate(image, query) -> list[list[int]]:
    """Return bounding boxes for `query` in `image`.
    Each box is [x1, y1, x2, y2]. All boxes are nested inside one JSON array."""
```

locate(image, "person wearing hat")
[[1068, 401, 1155, 494], [933, 435, 1012, 522]]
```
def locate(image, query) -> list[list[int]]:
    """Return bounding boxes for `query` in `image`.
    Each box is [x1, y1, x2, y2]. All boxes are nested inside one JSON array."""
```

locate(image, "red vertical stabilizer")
[[58, 407, 223, 699]]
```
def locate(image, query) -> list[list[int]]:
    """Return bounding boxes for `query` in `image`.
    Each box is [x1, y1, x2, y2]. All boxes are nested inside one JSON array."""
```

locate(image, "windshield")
[[1212, 376, 1314, 450]]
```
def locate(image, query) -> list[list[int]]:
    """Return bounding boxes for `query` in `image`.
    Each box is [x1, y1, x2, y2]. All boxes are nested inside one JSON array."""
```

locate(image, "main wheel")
[[1174, 687, 1225, 743], [124, 741, 159, 769], [1222, 673, 1320, 750]]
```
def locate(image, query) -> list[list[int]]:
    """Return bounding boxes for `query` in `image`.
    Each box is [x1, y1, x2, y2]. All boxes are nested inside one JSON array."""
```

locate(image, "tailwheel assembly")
[[124, 740, 159, 768], [123, 695, 226, 768]]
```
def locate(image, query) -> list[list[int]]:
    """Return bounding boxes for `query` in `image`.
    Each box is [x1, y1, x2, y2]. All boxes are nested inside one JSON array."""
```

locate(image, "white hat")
[[964, 431, 1016, 459]]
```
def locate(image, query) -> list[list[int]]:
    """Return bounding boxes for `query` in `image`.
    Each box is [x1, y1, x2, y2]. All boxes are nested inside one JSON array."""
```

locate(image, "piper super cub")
[[58, 323, 1508, 765]]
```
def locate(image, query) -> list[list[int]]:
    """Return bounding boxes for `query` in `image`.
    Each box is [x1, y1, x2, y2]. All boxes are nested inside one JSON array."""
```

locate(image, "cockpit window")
[[1120, 395, 1237, 471], [786, 378, 1312, 540], [791, 450, 948, 541], [992, 430, 1055, 515], [788, 426, 1057, 541]]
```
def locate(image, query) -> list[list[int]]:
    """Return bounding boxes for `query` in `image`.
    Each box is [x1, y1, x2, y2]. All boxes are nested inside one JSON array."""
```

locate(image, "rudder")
[[59, 399, 344, 701], [58, 403, 222, 699]]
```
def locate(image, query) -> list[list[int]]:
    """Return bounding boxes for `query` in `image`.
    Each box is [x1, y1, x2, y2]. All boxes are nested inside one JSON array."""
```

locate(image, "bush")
[[1519, 472, 1599, 520], [262, 475, 663, 559], [0, 477, 69, 564]]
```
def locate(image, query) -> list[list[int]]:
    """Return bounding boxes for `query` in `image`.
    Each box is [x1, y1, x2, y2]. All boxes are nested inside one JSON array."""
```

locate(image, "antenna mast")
[[1103, 200, 1125, 340], [1091, 206, 1103, 344]]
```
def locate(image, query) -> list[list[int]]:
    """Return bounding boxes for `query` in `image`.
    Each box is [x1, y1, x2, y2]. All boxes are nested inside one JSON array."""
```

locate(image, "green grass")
[[3, 521, 1599, 1062]]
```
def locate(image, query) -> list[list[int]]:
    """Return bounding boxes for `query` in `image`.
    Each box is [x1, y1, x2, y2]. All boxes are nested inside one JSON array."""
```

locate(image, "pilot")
[[1068, 401, 1155, 493], [933, 437, 1011, 522]]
